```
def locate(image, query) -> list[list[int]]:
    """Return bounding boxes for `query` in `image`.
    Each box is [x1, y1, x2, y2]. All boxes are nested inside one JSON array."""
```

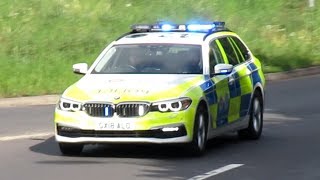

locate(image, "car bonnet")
[[63, 74, 204, 102]]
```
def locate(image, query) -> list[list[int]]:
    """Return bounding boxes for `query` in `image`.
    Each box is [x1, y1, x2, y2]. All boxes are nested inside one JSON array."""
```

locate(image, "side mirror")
[[73, 63, 88, 75], [213, 63, 233, 75]]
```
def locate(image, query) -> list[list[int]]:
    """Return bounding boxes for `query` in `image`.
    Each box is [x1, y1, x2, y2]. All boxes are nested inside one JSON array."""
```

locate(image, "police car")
[[55, 22, 265, 156]]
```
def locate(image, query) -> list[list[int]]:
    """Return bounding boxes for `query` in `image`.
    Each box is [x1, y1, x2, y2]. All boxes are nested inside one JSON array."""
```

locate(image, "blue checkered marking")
[[200, 76, 228, 127], [247, 63, 261, 86], [200, 77, 217, 105], [234, 72, 241, 96], [228, 72, 241, 98], [240, 62, 262, 118], [216, 95, 229, 127], [240, 93, 251, 117]]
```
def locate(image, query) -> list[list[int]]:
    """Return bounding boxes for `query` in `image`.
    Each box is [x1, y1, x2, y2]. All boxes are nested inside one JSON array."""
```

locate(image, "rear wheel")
[[238, 92, 263, 140], [59, 143, 84, 156], [189, 106, 208, 156]]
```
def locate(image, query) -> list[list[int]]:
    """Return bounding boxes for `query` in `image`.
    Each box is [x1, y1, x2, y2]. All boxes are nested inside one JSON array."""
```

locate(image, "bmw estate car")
[[54, 22, 265, 156]]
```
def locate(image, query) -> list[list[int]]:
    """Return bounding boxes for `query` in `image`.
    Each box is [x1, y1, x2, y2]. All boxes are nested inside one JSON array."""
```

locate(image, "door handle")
[[229, 77, 235, 84], [246, 68, 252, 76]]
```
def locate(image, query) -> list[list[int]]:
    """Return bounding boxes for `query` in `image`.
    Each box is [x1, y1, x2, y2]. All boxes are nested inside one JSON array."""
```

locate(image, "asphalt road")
[[1, 75, 320, 180]]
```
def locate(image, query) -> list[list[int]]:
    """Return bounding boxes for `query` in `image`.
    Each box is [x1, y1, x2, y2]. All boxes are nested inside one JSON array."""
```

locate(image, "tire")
[[59, 143, 84, 156], [238, 92, 263, 140], [189, 105, 208, 156]]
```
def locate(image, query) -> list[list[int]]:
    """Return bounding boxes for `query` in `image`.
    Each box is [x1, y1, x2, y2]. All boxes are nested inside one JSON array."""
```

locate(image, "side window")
[[228, 37, 244, 63], [218, 37, 239, 66], [209, 40, 224, 73], [231, 37, 251, 61]]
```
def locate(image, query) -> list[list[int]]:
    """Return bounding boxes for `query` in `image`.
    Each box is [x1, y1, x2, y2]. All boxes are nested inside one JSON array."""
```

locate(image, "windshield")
[[92, 44, 202, 74]]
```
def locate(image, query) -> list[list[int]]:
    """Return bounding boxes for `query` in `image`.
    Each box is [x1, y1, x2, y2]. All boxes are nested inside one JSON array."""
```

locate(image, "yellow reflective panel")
[[209, 104, 218, 128], [228, 96, 241, 123], [235, 64, 253, 95]]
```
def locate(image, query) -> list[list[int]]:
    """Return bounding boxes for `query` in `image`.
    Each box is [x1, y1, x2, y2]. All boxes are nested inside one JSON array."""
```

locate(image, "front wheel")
[[238, 93, 263, 140], [59, 143, 84, 156], [189, 106, 208, 156]]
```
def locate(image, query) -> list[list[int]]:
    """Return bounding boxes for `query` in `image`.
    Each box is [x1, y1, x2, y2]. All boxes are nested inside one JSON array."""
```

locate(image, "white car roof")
[[115, 32, 207, 45]]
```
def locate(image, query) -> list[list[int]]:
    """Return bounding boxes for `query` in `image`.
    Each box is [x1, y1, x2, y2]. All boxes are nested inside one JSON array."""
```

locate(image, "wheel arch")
[[252, 82, 265, 111], [195, 98, 210, 135], [238, 82, 264, 140]]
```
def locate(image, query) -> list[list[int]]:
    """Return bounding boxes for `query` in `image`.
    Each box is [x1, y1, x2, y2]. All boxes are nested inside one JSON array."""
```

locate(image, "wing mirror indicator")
[[213, 63, 233, 75]]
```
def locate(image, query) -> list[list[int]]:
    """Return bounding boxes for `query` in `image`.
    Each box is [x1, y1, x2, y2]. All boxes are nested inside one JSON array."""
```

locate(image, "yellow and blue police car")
[[54, 22, 265, 156]]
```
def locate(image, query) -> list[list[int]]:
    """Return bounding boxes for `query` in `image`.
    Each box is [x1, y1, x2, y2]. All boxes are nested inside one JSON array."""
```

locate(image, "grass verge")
[[0, 0, 319, 97]]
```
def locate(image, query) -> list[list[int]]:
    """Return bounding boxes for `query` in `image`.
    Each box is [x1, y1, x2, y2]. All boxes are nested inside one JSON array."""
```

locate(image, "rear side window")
[[229, 37, 244, 63], [231, 37, 251, 61], [218, 37, 239, 66]]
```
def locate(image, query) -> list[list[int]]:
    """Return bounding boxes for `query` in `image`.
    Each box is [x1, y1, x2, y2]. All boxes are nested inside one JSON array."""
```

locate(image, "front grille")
[[83, 102, 150, 117], [84, 103, 114, 117], [116, 103, 149, 117]]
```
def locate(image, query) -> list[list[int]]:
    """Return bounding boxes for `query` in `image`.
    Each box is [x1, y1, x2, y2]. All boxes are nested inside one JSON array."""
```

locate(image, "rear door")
[[229, 36, 255, 118]]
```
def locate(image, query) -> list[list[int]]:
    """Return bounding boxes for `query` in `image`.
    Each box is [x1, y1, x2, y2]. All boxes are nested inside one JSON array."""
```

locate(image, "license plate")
[[95, 121, 134, 131]]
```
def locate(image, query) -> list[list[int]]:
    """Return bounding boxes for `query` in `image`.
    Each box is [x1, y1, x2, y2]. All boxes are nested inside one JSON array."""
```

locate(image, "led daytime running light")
[[157, 101, 182, 112], [59, 99, 82, 112], [153, 98, 191, 112]]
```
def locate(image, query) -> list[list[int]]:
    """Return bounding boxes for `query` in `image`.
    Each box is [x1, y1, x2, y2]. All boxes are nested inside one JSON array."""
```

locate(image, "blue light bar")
[[213, 21, 225, 28], [187, 24, 215, 31], [161, 24, 174, 31], [131, 21, 226, 33]]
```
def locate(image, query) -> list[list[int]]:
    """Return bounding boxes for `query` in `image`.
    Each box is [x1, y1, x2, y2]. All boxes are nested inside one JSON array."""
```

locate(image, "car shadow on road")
[[29, 133, 248, 159], [28, 134, 264, 179]]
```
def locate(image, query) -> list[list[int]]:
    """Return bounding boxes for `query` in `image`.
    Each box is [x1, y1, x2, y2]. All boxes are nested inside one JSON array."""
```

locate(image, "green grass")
[[0, 0, 319, 97]]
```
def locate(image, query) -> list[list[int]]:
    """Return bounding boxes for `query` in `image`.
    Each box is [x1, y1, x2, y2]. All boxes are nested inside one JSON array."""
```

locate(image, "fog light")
[[58, 125, 78, 132], [162, 127, 179, 132], [60, 126, 74, 131]]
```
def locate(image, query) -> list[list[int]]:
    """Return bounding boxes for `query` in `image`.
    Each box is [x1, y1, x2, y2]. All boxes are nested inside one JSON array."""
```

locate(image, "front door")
[[207, 39, 231, 128]]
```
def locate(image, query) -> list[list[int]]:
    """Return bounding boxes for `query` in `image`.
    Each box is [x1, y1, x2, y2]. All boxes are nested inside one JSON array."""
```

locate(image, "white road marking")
[[0, 132, 53, 142], [187, 164, 244, 180]]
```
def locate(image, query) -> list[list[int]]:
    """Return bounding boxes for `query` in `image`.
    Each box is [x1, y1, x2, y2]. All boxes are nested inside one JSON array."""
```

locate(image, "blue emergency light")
[[187, 24, 215, 31], [131, 21, 226, 33], [161, 24, 174, 31]]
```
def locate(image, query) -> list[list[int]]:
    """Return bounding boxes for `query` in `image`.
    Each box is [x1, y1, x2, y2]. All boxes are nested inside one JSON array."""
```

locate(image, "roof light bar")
[[131, 21, 226, 33], [161, 24, 174, 31], [131, 24, 152, 31], [212, 21, 225, 28], [187, 24, 215, 31]]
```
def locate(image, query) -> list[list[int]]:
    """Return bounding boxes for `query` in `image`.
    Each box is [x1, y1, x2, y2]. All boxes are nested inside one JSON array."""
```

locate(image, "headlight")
[[57, 98, 82, 112], [151, 98, 192, 112]]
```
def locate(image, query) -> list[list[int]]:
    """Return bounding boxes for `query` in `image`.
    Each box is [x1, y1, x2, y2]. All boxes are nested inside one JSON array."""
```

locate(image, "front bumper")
[[55, 123, 190, 144], [54, 107, 195, 144], [55, 135, 190, 144]]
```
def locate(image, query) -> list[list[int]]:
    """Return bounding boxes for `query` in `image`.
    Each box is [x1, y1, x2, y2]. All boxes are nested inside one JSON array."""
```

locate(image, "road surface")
[[1, 75, 320, 180]]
